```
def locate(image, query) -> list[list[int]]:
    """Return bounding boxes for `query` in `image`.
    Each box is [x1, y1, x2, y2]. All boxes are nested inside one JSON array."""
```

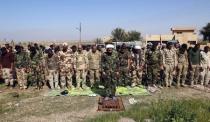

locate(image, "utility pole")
[[76, 22, 82, 44]]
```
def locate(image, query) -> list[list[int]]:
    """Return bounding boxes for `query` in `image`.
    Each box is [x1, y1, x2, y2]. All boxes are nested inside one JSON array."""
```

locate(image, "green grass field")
[[87, 99, 210, 122]]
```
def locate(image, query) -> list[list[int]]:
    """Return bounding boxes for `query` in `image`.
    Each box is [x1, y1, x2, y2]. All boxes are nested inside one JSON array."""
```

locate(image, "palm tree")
[[111, 28, 127, 42], [200, 23, 210, 41]]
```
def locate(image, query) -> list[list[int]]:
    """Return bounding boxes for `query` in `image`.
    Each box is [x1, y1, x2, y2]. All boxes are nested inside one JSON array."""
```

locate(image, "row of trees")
[[111, 28, 142, 42]]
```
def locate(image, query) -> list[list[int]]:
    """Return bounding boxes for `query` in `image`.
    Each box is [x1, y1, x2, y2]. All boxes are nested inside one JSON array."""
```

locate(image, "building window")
[[177, 32, 182, 34]]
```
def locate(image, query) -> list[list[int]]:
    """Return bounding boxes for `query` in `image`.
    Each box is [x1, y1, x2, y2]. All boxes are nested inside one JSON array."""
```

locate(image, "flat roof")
[[171, 27, 195, 31]]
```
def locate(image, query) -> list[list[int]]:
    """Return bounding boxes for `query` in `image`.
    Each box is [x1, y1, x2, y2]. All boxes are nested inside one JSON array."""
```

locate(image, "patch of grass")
[[0, 91, 40, 115], [87, 99, 210, 122]]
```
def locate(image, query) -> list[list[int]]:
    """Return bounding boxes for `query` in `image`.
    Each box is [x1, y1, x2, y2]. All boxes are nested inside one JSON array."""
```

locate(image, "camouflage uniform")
[[145, 49, 162, 86], [101, 51, 118, 97], [59, 51, 74, 89], [87, 51, 101, 87], [118, 50, 131, 86], [28, 53, 43, 87], [162, 49, 177, 87], [200, 51, 210, 86], [14, 51, 30, 89], [75, 51, 88, 88], [131, 50, 144, 86], [176, 49, 188, 87], [45, 54, 59, 89], [0, 52, 14, 87]]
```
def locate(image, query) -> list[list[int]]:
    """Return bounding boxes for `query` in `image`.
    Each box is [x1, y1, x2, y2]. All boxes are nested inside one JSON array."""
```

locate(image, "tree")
[[127, 30, 141, 41], [111, 28, 127, 42], [200, 23, 210, 41]]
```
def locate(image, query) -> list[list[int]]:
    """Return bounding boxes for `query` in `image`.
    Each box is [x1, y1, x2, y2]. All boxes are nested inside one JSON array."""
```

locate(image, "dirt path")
[[0, 87, 210, 122]]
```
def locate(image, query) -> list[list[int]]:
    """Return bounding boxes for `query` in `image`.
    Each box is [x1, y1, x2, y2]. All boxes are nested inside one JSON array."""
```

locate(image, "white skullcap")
[[46, 46, 50, 50], [62, 42, 68, 46], [106, 44, 114, 49], [134, 45, 141, 49]]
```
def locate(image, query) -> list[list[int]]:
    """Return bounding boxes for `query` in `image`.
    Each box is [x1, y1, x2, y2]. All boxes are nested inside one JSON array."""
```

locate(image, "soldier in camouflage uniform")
[[162, 42, 177, 87], [131, 45, 144, 87], [28, 46, 43, 89], [117, 44, 131, 86], [14, 45, 30, 89], [0, 47, 14, 88], [75, 45, 88, 89], [59, 43, 74, 89], [200, 46, 210, 86], [145, 43, 163, 87], [45, 49, 60, 89], [87, 45, 101, 88], [176, 44, 188, 87], [71, 45, 77, 86], [101, 44, 119, 99]]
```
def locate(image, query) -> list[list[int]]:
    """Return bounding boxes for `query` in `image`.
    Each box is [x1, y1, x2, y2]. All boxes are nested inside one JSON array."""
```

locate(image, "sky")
[[0, 0, 210, 41]]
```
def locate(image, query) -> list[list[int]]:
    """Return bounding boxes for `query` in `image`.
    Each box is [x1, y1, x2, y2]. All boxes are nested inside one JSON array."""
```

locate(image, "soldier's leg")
[[82, 69, 87, 88], [103, 72, 113, 97], [147, 66, 153, 86], [76, 70, 81, 88], [19, 68, 27, 89], [89, 70, 94, 87], [94, 69, 100, 87], [181, 65, 188, 86], [152, 67, 159, 86], [54, 71, 59, 89], [164, 65, 170, 87], [60, 71, 66, 89], [177, 64, 182, 87], [47, 70, 54, 89], [190, 65, 196, 86], [66, 71, 73, 88], [200, 67, 206, 85], [137, 70, 143, 85], [168, 65, 174, 87], [110, 72, 117, 97], [131, 70, 137, 87], [124, 69, 130, 86], [194, 65, 200, 85], [2, 68, 9, 86]]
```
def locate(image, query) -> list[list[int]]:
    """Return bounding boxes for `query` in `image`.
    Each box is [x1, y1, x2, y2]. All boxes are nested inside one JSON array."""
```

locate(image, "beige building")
[[146, 27, 197, 45]]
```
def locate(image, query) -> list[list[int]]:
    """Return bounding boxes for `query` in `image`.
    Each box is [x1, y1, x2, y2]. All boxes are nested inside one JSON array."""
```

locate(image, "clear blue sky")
[[0, 0, 210, 41]]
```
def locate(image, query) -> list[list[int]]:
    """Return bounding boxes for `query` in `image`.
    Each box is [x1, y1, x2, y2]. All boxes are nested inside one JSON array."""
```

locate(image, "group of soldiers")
[[0, 42, 210, 98]]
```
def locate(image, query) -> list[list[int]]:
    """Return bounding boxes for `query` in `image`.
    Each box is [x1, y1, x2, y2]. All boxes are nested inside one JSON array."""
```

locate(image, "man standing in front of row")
[[101, 44, 119, 99]]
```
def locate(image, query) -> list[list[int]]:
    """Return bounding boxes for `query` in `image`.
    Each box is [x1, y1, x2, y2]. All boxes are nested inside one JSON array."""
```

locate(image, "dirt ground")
[[0, 86, 210, 122]]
